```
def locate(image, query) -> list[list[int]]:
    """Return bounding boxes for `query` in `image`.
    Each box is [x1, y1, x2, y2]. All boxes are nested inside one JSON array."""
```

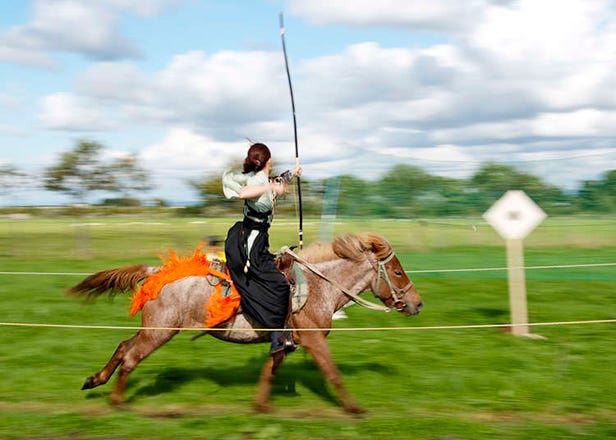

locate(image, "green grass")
[[0, 215, 615, 439]]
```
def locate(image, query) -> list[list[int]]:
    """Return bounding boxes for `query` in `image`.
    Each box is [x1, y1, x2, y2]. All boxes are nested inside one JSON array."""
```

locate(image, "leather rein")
[[283, 248, 413, 313]]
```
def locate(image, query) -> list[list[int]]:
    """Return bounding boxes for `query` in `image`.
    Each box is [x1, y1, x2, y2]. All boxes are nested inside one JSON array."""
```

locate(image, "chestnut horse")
[[69, 233, 422, 414]]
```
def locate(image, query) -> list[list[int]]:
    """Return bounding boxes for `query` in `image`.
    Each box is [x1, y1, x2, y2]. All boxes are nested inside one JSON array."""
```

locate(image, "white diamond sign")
[[483, 190, 547, 240]]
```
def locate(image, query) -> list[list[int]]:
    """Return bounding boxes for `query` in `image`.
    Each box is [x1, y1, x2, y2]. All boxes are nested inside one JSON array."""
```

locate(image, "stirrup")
[[279, 331, 297, 353]]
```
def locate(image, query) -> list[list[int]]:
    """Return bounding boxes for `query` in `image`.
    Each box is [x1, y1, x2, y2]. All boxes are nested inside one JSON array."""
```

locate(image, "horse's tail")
[[67, 265, 157, 299]]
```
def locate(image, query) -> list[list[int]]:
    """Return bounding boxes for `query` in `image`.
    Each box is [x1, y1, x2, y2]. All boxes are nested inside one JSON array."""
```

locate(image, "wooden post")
[[506, 239, 529, 336]]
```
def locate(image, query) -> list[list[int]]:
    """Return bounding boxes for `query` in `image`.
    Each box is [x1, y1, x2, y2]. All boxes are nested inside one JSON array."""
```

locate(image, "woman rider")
[[222, 143, 302, 354]]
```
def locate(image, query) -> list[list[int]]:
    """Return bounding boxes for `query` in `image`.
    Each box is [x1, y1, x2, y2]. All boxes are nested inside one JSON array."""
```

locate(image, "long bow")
[[279, 12, 304, 249]]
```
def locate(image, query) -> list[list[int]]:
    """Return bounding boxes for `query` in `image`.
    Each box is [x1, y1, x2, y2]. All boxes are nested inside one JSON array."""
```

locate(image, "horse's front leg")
[[299, 331, 365, 414], [254, 350, 286, 413]]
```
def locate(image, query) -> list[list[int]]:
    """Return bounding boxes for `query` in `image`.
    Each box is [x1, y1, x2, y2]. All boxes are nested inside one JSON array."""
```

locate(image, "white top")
[[222, 170, 275, 224]]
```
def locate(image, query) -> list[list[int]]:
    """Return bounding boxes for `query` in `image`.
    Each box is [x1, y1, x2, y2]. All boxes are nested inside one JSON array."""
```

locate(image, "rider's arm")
[[239, 182, 284, 200]]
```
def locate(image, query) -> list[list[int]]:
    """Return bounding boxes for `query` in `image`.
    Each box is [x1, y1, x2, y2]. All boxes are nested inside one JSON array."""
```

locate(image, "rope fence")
[[1, 319, 615, 333], [1, 261, 615, 277]]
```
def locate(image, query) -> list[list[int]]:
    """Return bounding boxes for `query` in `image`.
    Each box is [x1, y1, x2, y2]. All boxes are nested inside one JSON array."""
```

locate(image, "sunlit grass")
[[0, 215, 615, 439]]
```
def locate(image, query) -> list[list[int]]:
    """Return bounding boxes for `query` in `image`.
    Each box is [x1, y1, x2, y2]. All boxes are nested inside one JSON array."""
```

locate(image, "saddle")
[[206, 248, 309, 325]]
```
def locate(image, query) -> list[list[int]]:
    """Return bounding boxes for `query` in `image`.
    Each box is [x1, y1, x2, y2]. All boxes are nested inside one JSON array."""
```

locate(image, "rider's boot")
[[269, 331, 296, 354], [269, 309, 297, 354]]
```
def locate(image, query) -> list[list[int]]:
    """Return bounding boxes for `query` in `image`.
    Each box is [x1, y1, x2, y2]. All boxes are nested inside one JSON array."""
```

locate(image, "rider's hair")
[[243, 143, 271, 173]]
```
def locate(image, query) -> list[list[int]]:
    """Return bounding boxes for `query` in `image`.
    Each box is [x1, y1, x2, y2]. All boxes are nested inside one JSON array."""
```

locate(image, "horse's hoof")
[[110, 393, 124, 407], [345, 404, 367, 415], [254, 402, 273, 413], [81, 376, 96, 390]]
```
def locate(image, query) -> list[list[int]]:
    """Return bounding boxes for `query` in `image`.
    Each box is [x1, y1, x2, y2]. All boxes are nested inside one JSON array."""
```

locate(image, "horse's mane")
[[297, 233, 392, 263]]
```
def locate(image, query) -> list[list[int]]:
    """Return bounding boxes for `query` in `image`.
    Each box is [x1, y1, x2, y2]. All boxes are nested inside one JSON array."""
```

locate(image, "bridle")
[[368, 252, 414, 313]]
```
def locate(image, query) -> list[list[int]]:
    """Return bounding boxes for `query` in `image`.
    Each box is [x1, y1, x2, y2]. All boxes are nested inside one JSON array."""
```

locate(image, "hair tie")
[[255, 160, 261, 167]]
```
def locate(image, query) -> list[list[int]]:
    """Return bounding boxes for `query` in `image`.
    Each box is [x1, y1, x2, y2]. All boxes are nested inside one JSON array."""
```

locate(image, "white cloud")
[[105, 0, 185, 17], [531, 109, 616, 138], [431, 109, 616, 144], [470, 0, 609, 64], [77, 62, 151, 102], [0, 45, 57, 68], [38, 92, 112, 130], [466, 1, 616, 112], [0, 0, 170, 66], [154, 50, 286, 123], [140, 127, 247, 176], [288, 0, 492, 32], [75, 50, 288, 137], [291, 0, 616, 116], [300, 43, 418, 107]]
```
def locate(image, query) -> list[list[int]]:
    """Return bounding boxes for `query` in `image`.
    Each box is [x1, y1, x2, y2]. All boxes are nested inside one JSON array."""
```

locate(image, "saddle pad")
[[291, 263, 309, 313]]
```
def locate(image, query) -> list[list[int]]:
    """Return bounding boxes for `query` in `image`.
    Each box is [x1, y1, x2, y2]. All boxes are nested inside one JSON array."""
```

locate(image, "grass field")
[[0, 215, 615, 439]]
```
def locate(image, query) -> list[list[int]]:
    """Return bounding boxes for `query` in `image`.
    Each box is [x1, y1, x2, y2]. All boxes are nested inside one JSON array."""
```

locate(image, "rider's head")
[[243, 143, 271, 173]]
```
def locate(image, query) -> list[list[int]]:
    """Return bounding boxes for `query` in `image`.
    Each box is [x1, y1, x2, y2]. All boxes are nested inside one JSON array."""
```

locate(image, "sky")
[[1, 0, 615, 206]]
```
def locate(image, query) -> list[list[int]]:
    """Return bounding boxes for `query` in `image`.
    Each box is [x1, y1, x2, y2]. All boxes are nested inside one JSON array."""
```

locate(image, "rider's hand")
[[271, 181, 287, 196]]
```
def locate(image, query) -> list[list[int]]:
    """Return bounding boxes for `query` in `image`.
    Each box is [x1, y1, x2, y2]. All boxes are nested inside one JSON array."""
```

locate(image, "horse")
[[68, 232, 423, 414]]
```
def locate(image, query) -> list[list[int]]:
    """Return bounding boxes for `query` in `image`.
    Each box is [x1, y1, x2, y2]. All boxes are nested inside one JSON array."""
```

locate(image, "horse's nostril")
[[417, 301, 423, 311]]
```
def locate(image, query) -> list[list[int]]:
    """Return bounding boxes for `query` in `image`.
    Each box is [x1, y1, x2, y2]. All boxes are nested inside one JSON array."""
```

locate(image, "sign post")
[[483, 190, 547, 338]]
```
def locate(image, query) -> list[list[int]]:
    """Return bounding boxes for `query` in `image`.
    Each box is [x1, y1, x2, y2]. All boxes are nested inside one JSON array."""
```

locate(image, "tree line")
[[193, 163, 616, 217], [2, 140, 615, 216]]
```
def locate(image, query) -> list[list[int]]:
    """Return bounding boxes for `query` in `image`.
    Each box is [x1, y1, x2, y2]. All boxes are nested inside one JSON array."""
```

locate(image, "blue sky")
[[1, 0, 615, 205]]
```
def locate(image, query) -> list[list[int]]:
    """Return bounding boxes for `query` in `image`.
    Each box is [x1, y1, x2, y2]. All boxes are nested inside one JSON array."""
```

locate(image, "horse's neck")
[[311, 258, 373, 311]]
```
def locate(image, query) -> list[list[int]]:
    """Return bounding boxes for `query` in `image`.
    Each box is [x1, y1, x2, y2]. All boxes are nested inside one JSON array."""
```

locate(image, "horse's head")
[[359, 233, 423, 316]]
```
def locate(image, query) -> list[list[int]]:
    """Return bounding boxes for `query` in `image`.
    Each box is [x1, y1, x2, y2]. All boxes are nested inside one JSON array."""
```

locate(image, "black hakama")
[[224, 219, 290, 328]]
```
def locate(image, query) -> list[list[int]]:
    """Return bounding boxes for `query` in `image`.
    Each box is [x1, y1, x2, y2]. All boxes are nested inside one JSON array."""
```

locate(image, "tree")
[[43, 141, 152, 204], [469, 162, 568, 213], [337, 175, 378, 217], [189, 175, 236, 210], [578, 170, 616, 212], [377, 164, 464, 217], [101, 155, 152, 198], [0, 164, 29, 197]]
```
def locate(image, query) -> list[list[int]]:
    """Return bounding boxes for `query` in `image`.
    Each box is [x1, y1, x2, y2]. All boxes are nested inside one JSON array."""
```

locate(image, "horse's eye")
[[394, 270, 403, 277]]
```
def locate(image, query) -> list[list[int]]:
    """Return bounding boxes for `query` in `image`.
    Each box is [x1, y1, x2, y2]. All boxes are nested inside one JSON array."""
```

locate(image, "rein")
[[282, 248, 391, 312]]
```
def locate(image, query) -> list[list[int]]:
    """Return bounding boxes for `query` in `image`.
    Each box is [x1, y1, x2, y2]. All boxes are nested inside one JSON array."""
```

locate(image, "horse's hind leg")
[[110, 329, 178, 406], [82, 333, 138, 390], [254, 350, 286, 413]]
